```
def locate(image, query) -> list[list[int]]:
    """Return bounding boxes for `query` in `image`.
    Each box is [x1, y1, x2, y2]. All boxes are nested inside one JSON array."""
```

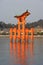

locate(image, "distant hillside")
[[0, 21, 14, 30], [0, 19, 43, 29], [26, 19, 43, 28]]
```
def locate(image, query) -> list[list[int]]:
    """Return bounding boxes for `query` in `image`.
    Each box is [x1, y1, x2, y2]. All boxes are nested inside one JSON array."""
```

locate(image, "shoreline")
[[0, 35, 43, 38], [0, 35, 9, 38]]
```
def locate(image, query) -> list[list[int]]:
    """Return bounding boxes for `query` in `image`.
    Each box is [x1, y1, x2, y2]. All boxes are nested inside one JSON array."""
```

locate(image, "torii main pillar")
[[14, 10, 30, 40]]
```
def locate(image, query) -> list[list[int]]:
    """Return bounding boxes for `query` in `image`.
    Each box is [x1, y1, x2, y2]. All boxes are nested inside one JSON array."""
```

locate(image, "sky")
[[0, 0, 43, 24]]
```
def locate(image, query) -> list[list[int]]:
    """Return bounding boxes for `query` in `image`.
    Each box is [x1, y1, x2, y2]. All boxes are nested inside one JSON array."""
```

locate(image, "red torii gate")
[[9, 10, 34, 42]]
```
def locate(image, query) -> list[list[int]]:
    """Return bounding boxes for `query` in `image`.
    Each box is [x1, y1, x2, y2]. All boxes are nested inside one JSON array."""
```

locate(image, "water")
[[0, 37, 43, 65]]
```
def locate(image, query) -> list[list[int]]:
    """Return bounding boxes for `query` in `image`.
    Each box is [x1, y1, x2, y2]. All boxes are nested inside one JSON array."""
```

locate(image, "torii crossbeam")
[[14, 10, 30, 22]]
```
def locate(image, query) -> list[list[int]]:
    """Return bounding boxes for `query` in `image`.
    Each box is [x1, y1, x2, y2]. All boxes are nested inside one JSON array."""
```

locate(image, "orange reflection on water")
[[29, 41, 34, 57], [29, 35, 34, 56], [13, 42, 16, 51], [10, 37, 34, 65], [21, 42, 25, 60], [17, 42, 21, 58], [10, 41, 13, 55], [21, 42, 26, 65]]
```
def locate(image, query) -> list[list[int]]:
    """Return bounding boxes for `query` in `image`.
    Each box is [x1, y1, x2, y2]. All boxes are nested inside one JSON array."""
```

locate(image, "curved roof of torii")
[[14, 10, 30, 18]]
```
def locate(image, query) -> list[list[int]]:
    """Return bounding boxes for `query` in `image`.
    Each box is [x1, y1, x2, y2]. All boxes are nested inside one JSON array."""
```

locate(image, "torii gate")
[[14, 10, 30, 39], [10, 10, 34, 42]]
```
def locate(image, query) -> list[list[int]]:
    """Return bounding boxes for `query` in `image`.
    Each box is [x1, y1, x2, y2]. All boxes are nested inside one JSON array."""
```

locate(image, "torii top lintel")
[[14, 10, 30, 20]]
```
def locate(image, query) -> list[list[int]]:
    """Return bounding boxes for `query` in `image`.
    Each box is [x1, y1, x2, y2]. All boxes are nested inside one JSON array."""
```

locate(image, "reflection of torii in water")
[[14, 10, 30, 22]]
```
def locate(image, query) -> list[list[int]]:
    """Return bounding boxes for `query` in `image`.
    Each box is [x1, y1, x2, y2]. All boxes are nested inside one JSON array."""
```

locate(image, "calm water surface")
[[0, 37, 43, 65]]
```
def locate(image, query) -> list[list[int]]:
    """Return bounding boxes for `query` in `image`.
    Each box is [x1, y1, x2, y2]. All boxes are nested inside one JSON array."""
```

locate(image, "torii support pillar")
[[13, 27, 16, 42], [9, 28, 13, 42]]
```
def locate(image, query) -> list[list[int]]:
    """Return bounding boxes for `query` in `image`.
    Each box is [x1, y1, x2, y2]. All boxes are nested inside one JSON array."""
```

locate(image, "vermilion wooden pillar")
[[9, 28, 13, 42], [25, 28, 29, 41], [31, 28, 34, 40], [28, 28, 34, 40], [20, 20, 25, 40], [13, 27, 16, 41]]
